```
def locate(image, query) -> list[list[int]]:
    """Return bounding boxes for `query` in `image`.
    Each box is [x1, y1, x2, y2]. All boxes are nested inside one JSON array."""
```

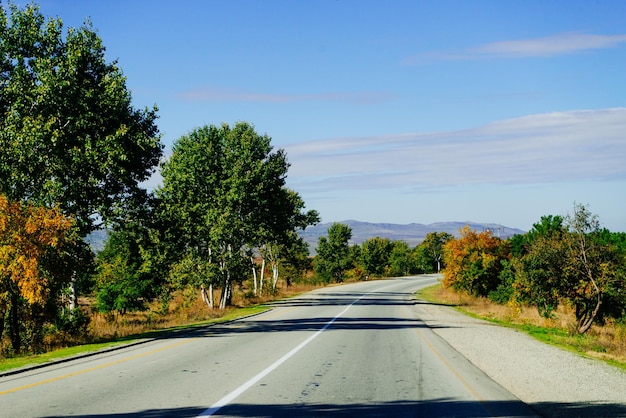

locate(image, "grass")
[[0, 282, 318, 374], [417, 283, 626, 371]]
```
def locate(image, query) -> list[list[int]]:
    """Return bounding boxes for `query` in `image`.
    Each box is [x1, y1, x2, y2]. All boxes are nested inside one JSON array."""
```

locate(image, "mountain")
[[85, 229, 110, 252], [299, 220, 525, 253]]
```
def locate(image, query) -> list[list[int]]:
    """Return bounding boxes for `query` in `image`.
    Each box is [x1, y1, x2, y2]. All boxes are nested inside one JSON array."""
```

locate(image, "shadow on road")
[[40, 398, 626, 417], [194, 316, 454, 337], [264, 292, 417, 308]]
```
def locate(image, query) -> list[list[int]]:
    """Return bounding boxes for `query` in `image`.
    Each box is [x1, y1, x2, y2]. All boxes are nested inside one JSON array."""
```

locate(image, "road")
[[0, 275, 539, 417]]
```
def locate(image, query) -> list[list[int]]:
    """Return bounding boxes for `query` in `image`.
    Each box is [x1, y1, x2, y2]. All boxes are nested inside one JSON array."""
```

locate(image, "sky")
[[32, 0, 626, 232]]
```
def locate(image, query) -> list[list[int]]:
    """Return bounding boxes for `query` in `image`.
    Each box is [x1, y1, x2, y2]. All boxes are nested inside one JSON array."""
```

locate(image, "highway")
[[0, 275, 539, 417]]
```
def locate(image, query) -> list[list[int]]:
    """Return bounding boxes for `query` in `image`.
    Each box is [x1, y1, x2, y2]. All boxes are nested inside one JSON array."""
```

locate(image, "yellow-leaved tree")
[[442, 225, 510, 297], [0, 195, 76, 353]]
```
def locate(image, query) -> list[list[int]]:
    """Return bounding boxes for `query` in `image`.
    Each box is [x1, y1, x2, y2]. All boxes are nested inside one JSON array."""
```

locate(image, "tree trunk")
[[200, 285, 213, 309], [259, 257, 265, 294], [219, 270, 231, 310], [0, 306, 6, 349], [251, 256, 258, 296], [9, 290, 21, 353], [271, 261, 279, 291], [575, 233, 602, 334], [577, 291, 602, 334]]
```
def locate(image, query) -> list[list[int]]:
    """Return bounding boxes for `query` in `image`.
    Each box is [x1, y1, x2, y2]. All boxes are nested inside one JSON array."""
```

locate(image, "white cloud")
[[474, 32, 626, 58], [284, 108, 626, 194], [404, 32, 626, 64]]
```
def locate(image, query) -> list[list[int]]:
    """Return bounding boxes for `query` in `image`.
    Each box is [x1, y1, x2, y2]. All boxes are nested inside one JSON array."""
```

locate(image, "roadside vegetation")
[[0, 2, 624, 375], [418, 284, 626, 370]]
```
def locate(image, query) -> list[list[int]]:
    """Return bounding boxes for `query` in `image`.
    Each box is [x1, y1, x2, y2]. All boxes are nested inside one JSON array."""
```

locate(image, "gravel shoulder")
[[415, 300, 626, 418]]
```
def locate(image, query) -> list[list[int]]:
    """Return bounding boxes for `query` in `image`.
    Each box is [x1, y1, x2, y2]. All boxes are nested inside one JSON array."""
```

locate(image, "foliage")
[[94, 225, 157, 315], [487, 259, 516, 304], [314, 223, 353, 283], [442, 226, 510, 297], [0, 3, 163, 236], [513, 205, 626, 333], [157, 122, 317, 308], [359, 237, 393, 278], [415, 232, 454, 273], [0, 194, 78, 353], [278, 234, 313, 286], [387, 240, 416, 277]]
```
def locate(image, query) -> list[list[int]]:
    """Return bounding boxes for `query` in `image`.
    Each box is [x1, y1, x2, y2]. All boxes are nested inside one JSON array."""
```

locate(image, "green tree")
[[314, 223, 353, 283], [278, 233, 314, 287], [254, 189, 319, 294], [514, 205, 624, 333], [157, 122, 315, 308], [415, 232, 453, 273], [388, 241, 415, 277], [360, 237, 393, 278], [0, 3, 163, 236], [94, 220, 160, 315]]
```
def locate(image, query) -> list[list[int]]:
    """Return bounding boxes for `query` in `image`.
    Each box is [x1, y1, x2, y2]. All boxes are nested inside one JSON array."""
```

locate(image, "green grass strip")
[[416, 284, 626, 371], [0, 305, 270, 374]]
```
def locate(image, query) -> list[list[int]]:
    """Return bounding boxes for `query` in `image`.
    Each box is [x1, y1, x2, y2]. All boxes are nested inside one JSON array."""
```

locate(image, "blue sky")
[[35, 0, 626, 232]]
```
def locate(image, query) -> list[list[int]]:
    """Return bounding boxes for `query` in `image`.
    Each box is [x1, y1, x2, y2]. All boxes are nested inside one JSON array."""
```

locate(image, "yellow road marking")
[[0, 338, 197, 396], [400, 305, 485, 401]]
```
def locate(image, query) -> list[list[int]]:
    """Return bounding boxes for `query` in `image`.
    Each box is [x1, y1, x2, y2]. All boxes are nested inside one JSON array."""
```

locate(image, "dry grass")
[[86, 280, 322, 343], [420, 284, 626, 368]]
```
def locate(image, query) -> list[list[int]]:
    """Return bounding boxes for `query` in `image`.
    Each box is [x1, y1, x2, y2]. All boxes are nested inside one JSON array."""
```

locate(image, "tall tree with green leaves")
[[388, 241, 415, 277], [157, 122, 316, 308], [0, 3, 163, 235], [359, 237, 393, 278], [513, 205, 625, 333], [314, 223, 353, 283], [416, 232, 453, 273]]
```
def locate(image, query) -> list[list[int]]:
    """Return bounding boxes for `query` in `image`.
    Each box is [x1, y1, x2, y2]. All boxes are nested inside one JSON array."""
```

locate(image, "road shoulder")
[[414, 300, 626, 417]]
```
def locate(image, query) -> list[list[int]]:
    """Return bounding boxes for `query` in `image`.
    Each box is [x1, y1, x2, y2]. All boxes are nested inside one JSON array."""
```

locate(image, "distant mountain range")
[[87, 220, 525, 254], [299, 220, 525, 252]]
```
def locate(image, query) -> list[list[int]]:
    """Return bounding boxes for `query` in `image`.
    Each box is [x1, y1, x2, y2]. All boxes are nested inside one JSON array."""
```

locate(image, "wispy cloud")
[[284, 108, 626, 194], [178, 87, 395, 105], [404, 32, 626, 64]]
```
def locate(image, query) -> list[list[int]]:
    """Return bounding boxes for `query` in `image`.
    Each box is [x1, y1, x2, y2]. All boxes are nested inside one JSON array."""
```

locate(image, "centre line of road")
[[400, 304, 484, 401], [197, 282, 406, 417], [401, 304, 505, 417], [0, 338, 197, 396]]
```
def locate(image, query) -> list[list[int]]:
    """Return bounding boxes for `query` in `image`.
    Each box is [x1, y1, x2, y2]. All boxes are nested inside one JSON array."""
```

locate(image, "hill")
[[299, 220, 525, 253]]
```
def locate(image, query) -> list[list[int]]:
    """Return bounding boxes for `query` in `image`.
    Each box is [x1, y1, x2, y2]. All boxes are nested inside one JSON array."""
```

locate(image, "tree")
[[513, 205, 624, 333], [0, 194, 77, 353], [314, 223, 353, 283], [360, 237, 393, 278], [442, 226, 510, 297], [561, 204, 619, 333], [157, 122, 316, 308], [94, 226, 155, 315], [388, 241, 415, 277], [254, 189, 319, 294], [0, 3, 163, 235], [276, 233, 313, 287], [416, 232, 453, 273]]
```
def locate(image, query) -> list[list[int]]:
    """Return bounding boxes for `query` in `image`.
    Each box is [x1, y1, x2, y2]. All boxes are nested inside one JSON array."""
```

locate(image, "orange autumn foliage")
[[442, 225, 510, 297], [0, 195, 74, 305]]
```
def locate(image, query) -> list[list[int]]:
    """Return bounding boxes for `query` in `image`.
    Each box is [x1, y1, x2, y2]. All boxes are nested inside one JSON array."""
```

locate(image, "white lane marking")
[[197, 279, 429, 417], [197, 299, 359, 417]]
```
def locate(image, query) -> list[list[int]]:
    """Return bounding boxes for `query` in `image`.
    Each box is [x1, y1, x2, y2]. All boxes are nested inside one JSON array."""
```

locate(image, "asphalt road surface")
[[0, 275, 540, 417]]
